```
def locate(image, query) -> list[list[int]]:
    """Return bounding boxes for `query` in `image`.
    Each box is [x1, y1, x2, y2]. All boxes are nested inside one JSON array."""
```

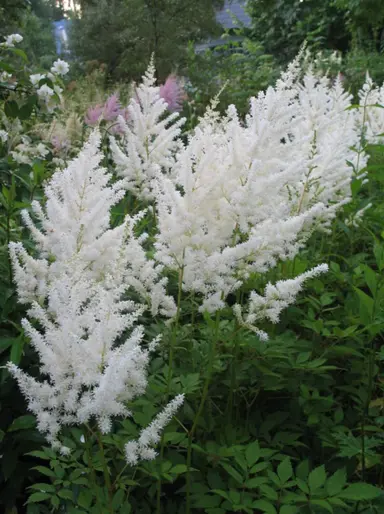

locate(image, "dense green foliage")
[[246, 0, 384, 61], [246, 0, 350, 62], [1, 2, 384, 513], [185, 38, 278, 119], [1, 40, 384, 514]]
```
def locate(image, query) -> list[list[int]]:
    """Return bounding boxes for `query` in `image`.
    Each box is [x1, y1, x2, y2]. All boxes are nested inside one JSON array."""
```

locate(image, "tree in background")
[[334, 0, 384, 51], [247, 0, 384, 62], [246, 0, 350, 62], [71, 0, 223, 81], [1, 1, 61, 68]]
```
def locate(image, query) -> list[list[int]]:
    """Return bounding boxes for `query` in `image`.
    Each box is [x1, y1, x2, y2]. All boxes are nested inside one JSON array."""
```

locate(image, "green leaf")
[[112, 489, 125, 509], [354, 288, 374, 325], [326, 468, 346, 496], [29, 483, 55, 493], [57, 489, 73, 500], [32, 466, 56, 478], [10, 336, 25, 365], [4, 100, 19, 118], [363, 265, 378, 297], [27, 492, 52, 503], [170, 464, 188, 475], [259, 484, 278, 500], [339, 483, 382, 501], [27, 451, 51, 460], [11, 48, 28, 62], [0, 61, 15, 73], [18, 101, 35, 120], [251, 500, 277, 514], [245, 440, 261, 467], [308, 465, 326, 492], [311, 499, 333, 513], [8, 415, 36, 432], [51, 495, 60, 508], [277, 458, 293, 484], [78, 489, 93, 509], [220, 462, 244, 484], [245, 476, 268, 488], [250, 461, 270, 474], [280, 507, 297, 514]]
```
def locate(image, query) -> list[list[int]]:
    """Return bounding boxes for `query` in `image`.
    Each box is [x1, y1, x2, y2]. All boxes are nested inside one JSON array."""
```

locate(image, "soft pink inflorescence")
[[159, 75, 185, 112], [51, 135, 70, 153], [103, 93, 122, 121], [84, 104, 104, 126], [84, 75, 186, 129], [84, 93, 123, 126]]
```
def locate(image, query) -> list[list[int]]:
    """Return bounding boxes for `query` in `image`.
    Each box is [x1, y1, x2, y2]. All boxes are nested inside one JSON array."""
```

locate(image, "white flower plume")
[[8, 130, 179, 455], [109, 58, 185, 200], [234, 264, 329, 339], [151, 56, 365, 313]]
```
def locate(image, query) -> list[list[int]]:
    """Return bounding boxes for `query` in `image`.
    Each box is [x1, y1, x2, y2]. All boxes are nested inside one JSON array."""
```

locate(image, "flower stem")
[[96, 430, 114, 514], [156, 263, 184, 514], [186, 311, 221, 514], [84, 426, 103, 509]]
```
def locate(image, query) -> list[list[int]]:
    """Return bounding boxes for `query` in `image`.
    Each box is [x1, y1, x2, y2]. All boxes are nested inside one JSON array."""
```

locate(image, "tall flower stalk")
[[8, 130, 183, 466]]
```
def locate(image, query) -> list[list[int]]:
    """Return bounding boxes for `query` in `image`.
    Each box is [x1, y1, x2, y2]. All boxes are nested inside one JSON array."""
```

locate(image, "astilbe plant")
[[110, 54, 366, 315], [7, 130, 182, 460], [7, 52, 380, 512], [109, 59, 186, 200], [104, 55, 374, 512], [358, 73, 384, 144]]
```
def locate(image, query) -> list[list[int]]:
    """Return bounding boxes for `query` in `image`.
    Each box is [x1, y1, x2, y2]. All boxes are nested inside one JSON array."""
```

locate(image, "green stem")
[[186, 311, 221, 514], [96, 430, 114, 514], [227, 291, 241, 423], [84, 427, 102, 508], [156, 263, 184, 514]]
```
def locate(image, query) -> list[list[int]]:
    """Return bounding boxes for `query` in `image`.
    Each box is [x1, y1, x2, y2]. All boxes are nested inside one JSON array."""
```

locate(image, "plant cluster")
[[0, 34, 383, 514]]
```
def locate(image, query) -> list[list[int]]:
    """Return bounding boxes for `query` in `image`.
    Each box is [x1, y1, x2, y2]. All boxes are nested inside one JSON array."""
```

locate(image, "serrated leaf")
[[245, 440, 261, 467], [339, 482, 382, 501], [220, 462, 244, 484], [277, 458, 293, 484], [308, 465, 326, 492], [78, 489, 93, 509], [27, 492, 52, 503], [326, 468, 346, 496], [354, 287, 374, 325], [310, 499, 333, 513], [112, 489, 125, 509], [32, 466, 56, 478], [26, 450, 51, 460], [29, 483, 55, 493], [251, 461, 270, 474], [170, 464, 188, 475], [245, 476, 268, 488], [8, 415, 36, 432], [259, 484, 278, 500], [58, 489, 73, 500], [251, 499, 277, 514]]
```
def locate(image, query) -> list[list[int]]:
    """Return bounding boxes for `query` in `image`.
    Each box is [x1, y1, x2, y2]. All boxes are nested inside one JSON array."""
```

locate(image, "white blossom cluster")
[[8, 130, 180, 455], [233, 264, 329, 339], [30, 60, 70, 112], [358, 73, 384, 144], [0, 33, 23, 48], [147, 55, 365, 312], [10, 135, 49, 164], [109, 58, 185, 200]]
